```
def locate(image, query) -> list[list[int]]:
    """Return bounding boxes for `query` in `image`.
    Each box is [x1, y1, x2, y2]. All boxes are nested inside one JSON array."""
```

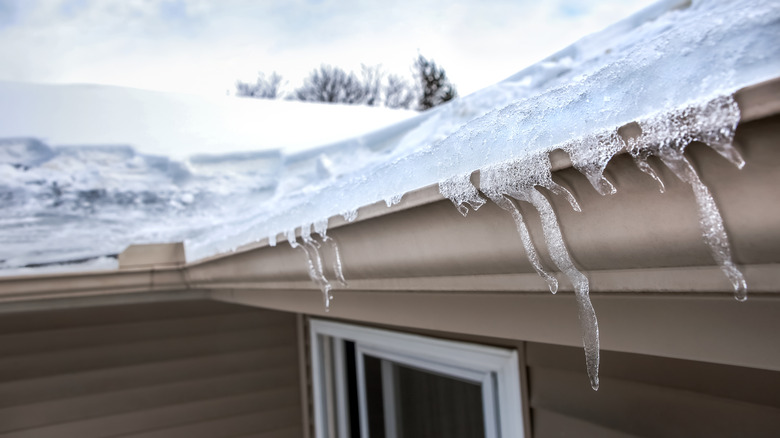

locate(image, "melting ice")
[[286, 221, 348, 310], [439, 93, 748, 390]]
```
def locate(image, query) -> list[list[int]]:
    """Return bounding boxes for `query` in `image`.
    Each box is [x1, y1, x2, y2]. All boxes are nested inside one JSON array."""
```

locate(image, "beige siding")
[[527, 342, 780, 438], [0, 300, 303, 438], [332, 320, 780, 437]]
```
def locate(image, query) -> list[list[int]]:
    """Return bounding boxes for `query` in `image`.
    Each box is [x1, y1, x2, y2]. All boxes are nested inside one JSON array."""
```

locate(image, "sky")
[[0, 0, 657, 98]]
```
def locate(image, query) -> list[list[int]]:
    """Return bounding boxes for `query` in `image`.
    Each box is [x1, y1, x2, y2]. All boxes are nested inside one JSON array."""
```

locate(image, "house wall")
[[326, 319, 780, 438], [0, 299, 305, 438], [525, 342, 780, 438]]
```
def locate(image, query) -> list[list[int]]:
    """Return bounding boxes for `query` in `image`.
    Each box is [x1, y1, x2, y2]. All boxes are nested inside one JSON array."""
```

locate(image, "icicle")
[[619, 122, 667, 192], [299, 223, 316, 246], [289, 226, 334, 309], [524, 188, 600, 390], [545, 181, 582, 212], [268, 233, 277, 247], [689, 95, 745, 169], [306, 246, 334, 310], [632, 153, 666, 193], [563, 130, 624, 196], [659, 150, 747, 300], [630, 95, 747, 301], [480, 153, 599, 390], [480, 160, 559, 293], [301, 224, 334, 309], [288, 231, 320, 288], [439, 172, 487, 217], [322, 235, 348, 287], [312, 220, 348, 288], [486, 191, 558, 293], [341, 209, 358, 222], [384, 194, 403, 207]]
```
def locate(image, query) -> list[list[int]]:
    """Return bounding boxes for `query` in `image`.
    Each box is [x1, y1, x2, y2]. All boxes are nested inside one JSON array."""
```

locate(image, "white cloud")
[[0, 0, 657, 96]]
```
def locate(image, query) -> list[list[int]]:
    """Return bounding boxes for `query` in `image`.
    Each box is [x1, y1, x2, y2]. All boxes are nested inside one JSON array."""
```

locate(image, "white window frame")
[[310, 319, 524, 438]]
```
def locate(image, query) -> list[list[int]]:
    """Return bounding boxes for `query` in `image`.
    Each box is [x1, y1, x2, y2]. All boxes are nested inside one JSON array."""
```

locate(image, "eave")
[[1, 77, 779, 373]]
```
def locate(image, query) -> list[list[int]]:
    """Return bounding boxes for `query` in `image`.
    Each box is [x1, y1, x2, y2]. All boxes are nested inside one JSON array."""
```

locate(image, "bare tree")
[[236, 55, 455, 111], [384, 74, 416, 109], [293, 65, 368, 104], [414, 54, 457, 110], [360, 65, 383, 106], [236, 72, 285, 99]]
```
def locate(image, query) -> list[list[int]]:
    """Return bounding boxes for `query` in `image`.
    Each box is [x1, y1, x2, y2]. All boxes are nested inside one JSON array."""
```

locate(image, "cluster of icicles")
[[273, 216, 355, 311], [277, 94, 745, 391], [440, 94, 746, 391]]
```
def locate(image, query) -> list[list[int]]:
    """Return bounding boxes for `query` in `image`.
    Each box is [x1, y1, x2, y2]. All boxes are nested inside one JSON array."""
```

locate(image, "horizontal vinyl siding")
[[0, 299, 303, 438], [371, 323, 780, 437], [526, 342, 780, 438]]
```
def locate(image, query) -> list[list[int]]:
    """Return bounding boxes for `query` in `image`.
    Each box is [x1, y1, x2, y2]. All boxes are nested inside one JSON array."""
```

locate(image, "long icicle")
[[289, 228, 333, 309], [301, 224, 334, 309], [630, 94, 747, 300], [658, 150, 747, 300], [313, 220, 348, 287], [313, 224, 348, 288], [321, 235, 348, 287], [523, 188, 600, 390]]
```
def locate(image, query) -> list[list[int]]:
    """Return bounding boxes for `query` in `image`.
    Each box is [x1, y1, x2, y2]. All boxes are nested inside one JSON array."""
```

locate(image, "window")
[[310, 319, 524, 438]]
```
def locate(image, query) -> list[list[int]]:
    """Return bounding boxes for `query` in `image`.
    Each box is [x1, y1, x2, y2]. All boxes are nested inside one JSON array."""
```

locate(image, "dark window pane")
[[364, 355, 386, 438], [395, 364, 486, 438], [344, 341, 361, 438], [361, 354, 486, 438]]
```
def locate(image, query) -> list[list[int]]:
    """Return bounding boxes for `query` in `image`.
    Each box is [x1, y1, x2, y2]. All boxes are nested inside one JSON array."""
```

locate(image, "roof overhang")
[[2, 77, 779, 373]]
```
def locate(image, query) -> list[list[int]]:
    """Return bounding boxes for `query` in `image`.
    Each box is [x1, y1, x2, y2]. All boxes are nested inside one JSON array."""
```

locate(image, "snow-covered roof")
[[1, 0, 778, 274]]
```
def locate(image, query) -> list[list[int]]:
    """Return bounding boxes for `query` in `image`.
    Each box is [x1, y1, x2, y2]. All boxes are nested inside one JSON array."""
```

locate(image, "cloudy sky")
[[0, 0, 657, 97]]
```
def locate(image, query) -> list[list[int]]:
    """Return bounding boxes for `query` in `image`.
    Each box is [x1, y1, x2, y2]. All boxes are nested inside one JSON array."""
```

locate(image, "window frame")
[[309, 319, 525, 438]]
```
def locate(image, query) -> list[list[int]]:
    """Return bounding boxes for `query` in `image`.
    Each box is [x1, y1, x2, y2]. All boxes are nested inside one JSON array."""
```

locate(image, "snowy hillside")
[[1, 0, 778, 275]]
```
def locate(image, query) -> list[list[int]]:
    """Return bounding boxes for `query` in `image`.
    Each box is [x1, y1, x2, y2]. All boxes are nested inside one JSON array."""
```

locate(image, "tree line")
[[235, 54, 457, 111]]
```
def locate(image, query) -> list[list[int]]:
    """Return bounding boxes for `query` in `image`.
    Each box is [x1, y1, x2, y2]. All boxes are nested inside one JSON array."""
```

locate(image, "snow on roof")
[[0, 81, 416, 159], [1, 0, 778, 273], [0, 85, 415, 271]]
